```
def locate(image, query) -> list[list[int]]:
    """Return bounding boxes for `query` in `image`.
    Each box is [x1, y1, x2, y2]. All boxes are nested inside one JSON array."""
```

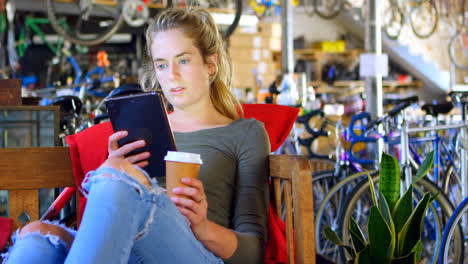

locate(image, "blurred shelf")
[[294, 49, 364, 60], [311, 80, 423, 95]]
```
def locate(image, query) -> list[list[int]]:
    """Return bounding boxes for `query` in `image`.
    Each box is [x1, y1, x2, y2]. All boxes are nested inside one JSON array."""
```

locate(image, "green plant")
[[324, 151, 436, 264]]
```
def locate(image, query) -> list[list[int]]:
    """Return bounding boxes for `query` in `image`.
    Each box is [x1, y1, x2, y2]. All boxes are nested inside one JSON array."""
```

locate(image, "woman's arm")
[[171, 119, 270, 263], [171, 177, 238, 259]]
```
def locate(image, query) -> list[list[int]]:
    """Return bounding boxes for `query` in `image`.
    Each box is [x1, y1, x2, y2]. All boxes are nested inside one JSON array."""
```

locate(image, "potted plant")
[[324, 151, 436, 264]]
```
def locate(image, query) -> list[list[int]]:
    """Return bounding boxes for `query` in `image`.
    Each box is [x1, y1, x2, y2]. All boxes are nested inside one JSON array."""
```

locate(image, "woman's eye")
[[180, 59, 189, 64], [156, 64, 167, 70]]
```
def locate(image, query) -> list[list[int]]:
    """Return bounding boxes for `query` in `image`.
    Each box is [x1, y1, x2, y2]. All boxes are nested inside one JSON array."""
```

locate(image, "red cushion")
[[66, 122, 113, 222], [0, 217, 12, 250], [242, 104, 299, 152], [66, 103, 299, 262]]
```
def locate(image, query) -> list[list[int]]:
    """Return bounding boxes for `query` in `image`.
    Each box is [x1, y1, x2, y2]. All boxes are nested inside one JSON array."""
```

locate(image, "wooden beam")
[[0, 147, 75, 190]]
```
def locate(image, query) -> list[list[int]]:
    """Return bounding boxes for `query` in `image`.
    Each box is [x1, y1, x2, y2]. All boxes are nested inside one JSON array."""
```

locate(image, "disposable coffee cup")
[[164, 151, 203, 198]]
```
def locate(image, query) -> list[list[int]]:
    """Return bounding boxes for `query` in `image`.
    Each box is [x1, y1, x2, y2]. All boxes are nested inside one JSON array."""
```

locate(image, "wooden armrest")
[[0, 147, 75, 231], [269, 154, 315, 264], [0, 147, 75, 190]]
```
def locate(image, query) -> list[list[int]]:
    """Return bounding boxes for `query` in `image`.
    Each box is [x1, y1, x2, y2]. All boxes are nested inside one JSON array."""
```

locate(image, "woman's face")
[[151, 29, 215, 111]]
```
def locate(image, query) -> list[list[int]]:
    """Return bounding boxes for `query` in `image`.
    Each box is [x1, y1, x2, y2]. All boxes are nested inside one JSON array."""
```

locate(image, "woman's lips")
[[170, 87, 185, 95]]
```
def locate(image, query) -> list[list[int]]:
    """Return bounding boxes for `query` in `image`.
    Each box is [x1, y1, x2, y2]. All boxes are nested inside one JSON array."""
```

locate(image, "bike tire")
[[409, 0, 438, 39], [303, 0, 315, 17], [167, 0, 241, 40], [314, 170, 376, 262], [340, 177, 462, 264], [313, 170, 345, 262], [313, 0, 344, 19], [46, 0, 125, 46], [383, 3, 404, 40], [439, 196, 468, 264], [442, 164, 463, 206], [448, 30, 468, 70]]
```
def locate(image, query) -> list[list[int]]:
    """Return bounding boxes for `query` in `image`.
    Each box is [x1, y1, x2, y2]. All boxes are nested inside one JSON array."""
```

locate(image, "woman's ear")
[[207, 53, 218, 75]]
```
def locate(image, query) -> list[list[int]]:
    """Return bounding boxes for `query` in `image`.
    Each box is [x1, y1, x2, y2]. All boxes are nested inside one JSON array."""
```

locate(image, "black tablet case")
[[105, 91, 176, 178]]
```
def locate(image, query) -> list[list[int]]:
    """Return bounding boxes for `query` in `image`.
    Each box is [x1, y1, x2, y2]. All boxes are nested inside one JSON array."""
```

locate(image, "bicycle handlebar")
[[296, 109, 329, 137]]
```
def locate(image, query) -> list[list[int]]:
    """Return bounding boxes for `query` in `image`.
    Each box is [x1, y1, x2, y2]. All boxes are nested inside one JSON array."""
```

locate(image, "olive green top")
[[173, 118, 270, 264]]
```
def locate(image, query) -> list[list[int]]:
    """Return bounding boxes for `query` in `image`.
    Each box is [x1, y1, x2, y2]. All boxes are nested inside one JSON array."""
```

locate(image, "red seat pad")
[[0, 217, 12, 250]]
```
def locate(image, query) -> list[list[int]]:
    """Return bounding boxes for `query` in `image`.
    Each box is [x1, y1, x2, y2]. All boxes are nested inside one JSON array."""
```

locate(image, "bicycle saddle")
[[449, 91, 468, 105], [108, 83, 143, 98], [50, 95, 83, 116], [383, 95, 419, 106], [421, 101, 453, 117]]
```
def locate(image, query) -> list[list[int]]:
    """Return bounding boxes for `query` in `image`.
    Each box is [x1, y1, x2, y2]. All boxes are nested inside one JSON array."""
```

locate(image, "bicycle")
[[302, 0, 345, 19], [338, 96, 467, 263], [438, 90, 468, 264], [46, 0, 242, 46], [447, 0, 468, 70], [314, 97, 420, 262], [383, 0, 439, 40]]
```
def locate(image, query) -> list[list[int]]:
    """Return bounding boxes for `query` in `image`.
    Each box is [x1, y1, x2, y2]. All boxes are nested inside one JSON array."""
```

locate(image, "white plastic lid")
[[164, 151, 203, 164]]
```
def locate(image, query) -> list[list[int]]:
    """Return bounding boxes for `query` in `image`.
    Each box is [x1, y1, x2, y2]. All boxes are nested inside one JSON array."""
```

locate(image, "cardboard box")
[[229, 48, 274, 62], [0, 79, 21, 105], [232, 61, 278, 76], [258, 22, 282, 38], [230, 33, 281, 51], [232, 71, 257, 89]]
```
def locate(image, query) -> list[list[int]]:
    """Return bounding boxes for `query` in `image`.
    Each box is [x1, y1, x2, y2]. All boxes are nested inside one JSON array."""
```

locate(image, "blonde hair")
[[140, 7, 242, 119]]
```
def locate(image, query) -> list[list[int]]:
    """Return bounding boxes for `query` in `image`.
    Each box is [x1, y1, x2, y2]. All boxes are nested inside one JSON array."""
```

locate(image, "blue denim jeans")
[[2, 166, 224, 264]]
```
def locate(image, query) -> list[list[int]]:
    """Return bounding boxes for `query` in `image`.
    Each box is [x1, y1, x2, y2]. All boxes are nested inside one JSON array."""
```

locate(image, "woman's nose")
[[168, 64, 180, 79]]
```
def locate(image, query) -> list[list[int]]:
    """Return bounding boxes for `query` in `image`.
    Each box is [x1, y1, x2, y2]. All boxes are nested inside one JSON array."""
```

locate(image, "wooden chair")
[[0, 147, 315, 264]]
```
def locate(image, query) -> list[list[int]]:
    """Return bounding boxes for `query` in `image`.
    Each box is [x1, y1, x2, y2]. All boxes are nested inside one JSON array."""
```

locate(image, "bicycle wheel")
[[443, 164, 463, 206], [449, 30, 468, 70], [313, 0, 344, 19], [340, 177, 462, 264], [46, 0, 125, 46], [383, 2, 404, 40], [168, 0, 241, 40], [314, 170, 375, 262], [439, 197, 468, 264], [303, 0, 315, 17], [409, 0, 438, 39]]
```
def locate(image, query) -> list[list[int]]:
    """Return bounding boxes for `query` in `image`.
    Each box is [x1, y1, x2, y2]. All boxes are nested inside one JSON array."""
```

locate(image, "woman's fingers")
[[126, 151, 150, 164], [177, 206, 197, 220], [108, 131, 128, 152], [109, 139, 146, 158], [171, 196, 204, 211], [134, 160, 149, 168], [172, 185, 204, 203]]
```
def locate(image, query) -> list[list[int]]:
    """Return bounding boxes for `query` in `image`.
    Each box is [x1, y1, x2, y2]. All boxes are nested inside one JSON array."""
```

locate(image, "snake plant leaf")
[[411, 240, 423, 262], [344, 245, 356, 260], [391, 251, 416, 264], [368, 206, 392, 263], [324, 226, 356, 258], [324, 226, 345, 246], [392, 185, 413, 241], [378, 190, 396, 260], [379, 190, 395, 233], [412, 150, 435, 184], [355, 246, 371, 264], [349, 217, 367, 253], [429, 192, 439, 204], [366, 171, 377, 206], [397, 192, 431, 257], [380, 152, 400, 211]]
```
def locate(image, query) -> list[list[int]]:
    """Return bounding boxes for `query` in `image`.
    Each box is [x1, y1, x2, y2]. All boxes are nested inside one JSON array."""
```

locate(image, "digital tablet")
[[105, 91, 177, 178]]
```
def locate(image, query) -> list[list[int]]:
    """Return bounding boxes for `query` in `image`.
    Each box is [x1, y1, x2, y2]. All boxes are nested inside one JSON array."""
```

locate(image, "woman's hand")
[[170, 177, 210, 240], [108, 131, 150, 168]]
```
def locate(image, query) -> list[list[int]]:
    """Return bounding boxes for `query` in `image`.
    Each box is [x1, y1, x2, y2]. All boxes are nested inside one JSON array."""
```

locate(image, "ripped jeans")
[[2, 166, 224, 264]]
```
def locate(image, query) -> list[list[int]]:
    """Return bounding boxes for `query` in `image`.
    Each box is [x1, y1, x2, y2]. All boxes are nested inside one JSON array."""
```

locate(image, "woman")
[[3, 7, 270, 264]]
